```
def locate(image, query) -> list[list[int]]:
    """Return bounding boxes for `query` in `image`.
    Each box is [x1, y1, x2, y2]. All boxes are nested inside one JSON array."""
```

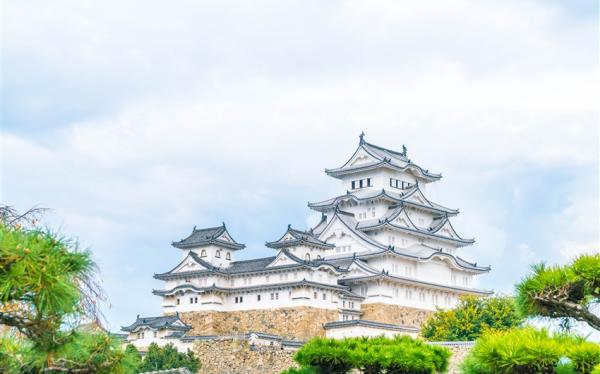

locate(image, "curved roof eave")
[[308, 188, 458, 216], [357, 219, 475, 246], [340, 273, 493, 295], [325, 160, 441, 182], [152, 279, 355, 297]]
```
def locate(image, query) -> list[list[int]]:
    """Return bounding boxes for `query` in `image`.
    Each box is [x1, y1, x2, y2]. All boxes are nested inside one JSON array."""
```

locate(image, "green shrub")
[[421, 295, 523, 341], [461, 327, 600, 374], [568, 342, 600, 374], [591, 363, 600, 374], [288, 335, 450, 374]]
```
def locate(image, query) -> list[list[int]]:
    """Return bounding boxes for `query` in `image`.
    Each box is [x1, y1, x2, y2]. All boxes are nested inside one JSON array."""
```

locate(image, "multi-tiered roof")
[[325, 133, 441, 182]]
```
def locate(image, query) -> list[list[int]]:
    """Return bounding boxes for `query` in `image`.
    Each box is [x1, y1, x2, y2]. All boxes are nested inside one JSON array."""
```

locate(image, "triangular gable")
[[171, 319, 187, 328], [347, 259, 379, 275], [337, 143, 381, 170], [431, 219, 459, 239], [318, 212, 386, 251], [218, 231, 233, 242], [282, 232, 296, 241], [168, 252, 209, 274], [403, 188, 433, 207], [266, 250, 300, 268], [392, 209, 418, 230], [348, 147, 378, 167]]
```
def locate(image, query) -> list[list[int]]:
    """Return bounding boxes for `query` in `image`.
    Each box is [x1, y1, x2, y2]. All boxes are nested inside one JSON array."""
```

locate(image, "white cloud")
[[1, 0, 597, 328]]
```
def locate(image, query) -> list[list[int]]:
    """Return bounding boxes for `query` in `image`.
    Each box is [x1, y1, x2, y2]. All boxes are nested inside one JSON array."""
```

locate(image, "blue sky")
[[1, 0, 598, 334]]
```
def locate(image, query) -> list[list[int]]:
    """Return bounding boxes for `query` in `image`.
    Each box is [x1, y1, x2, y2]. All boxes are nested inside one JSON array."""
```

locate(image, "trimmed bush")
[[421, 295, 523, 341], [461, 327, 600, 374], [289, 335, 450, 374]]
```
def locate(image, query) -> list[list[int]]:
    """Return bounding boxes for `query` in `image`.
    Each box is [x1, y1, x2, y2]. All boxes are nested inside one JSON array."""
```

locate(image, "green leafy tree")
[[139, 343, 200, 373], [461, 327, 600, 374], [0, 206, 139, 373], [421, 295, 523, 341], [516, 254, 600, 330]]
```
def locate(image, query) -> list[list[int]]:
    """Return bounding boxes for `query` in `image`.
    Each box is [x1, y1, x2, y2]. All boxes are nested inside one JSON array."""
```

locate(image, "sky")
[[1, 0, 599, 335]]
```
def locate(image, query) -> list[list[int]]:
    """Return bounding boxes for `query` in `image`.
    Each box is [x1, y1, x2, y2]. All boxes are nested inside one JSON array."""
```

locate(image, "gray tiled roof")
[[266, 225, 334, 249], [325, 135, 441, 181], [121, 314, 191, 332], [172, 223, 245, 250], [320, 210, 488, 272], [309, 186, 458, 216], [323, 319, 418, 332], [152, 279, 363, 299], [155, 248, 347, 280]]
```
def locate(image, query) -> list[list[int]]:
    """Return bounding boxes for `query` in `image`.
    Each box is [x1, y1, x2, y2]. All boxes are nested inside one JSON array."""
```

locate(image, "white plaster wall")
[[351, 280, 460, 311]]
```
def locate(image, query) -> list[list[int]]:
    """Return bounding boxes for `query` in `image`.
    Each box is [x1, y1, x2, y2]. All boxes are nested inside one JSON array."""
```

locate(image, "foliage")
[[516, 254, 600, 330], [460, 327, 600, 374], [421, 295, 523, 341], [139, 343, 200, 373], [289, 335, 450, 374], [280, 366, 318, 374], [0, 209, 139, 373]]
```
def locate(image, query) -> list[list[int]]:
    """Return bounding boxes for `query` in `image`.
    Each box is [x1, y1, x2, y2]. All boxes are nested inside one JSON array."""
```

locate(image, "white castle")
[[123, 134, 491, 350]]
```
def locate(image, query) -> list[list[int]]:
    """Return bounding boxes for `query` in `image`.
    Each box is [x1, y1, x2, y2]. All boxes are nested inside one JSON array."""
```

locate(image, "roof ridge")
[[231, 256, 276, 264]]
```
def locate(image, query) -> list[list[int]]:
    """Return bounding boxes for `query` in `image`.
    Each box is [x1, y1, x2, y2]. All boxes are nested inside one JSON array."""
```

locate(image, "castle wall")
[[192, 338, 473, 374], [179, 306, 338, 340], [360, 303, 433, 327], [194, 338, 296, 374]]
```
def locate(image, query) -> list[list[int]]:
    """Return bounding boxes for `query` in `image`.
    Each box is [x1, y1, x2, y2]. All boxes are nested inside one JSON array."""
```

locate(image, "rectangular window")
[[154, 331, 157, 338], [194, 297, 198, 303], [176, 298, 180, 305], [257, 294, 261, 301], [189, 297, 193, 304], [313, 292, 317, 299], [351, 181, 356, 189], [367, 178, 372, 187], [322, 293, 327, 300], [235, 297, 238, 303], [270, 293, 274, 300], [240, 296, 243, 303], [275, 292, 279, 300]]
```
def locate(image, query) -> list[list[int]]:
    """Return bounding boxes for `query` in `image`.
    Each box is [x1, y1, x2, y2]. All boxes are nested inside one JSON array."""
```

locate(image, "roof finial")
[[287, 223, 291, 230], [222, 221, 226, 227], [359, 131, 365, 144], [402, 144, 407, 157]]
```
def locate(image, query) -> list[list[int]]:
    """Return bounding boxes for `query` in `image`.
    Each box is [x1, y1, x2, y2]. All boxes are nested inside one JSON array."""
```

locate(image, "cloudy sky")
[[2, 0, 598, 333]]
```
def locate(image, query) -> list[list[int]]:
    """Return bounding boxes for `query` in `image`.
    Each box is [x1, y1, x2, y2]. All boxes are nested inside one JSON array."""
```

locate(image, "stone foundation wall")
[[192, 338, 472, 374], [194, 338, 296, 374], [180, 307, 338, 340], [360, 303, 433, 328]]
